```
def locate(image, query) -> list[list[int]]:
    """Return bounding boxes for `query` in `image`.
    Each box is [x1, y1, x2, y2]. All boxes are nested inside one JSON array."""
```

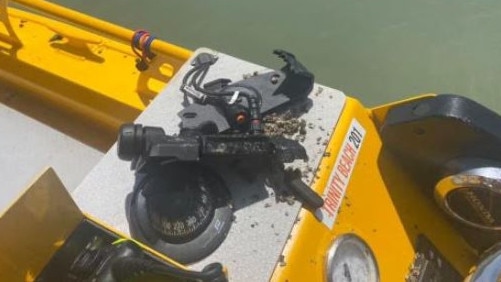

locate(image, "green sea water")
[[53, 0, 501, 111]]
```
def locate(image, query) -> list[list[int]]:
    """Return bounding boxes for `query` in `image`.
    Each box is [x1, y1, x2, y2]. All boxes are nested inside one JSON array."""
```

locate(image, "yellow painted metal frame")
[[0, 2, 481, 279], [14, 0, 190, 60], [0, 0, 191, 150], [272, 96, 478, 281]]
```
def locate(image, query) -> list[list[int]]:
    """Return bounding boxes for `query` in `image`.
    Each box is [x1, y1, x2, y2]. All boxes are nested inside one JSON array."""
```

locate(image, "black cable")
[[180, 54, 265, 133], [182, 66, 200, 86], [181, 64, 205, 105], [192, 66, 207, 89], [192, 64, 209, 88], [224, 82, 263, 108], [112, 257, 227, 282]]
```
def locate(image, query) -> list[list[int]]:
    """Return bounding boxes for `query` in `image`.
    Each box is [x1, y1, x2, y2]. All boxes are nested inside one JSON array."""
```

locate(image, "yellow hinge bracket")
[[0, 0, 22, 47]]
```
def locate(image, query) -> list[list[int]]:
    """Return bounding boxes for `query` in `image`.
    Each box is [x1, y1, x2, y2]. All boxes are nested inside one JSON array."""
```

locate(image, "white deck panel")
[[74, 48, 346, 281], [0, 102, 103, 212]]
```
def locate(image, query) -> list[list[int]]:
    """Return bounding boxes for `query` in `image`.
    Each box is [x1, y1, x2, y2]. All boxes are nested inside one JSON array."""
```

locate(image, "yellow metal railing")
[[0, 0, 192, 150], [12, 0, 191, 60], [0, 0, 21, 45]]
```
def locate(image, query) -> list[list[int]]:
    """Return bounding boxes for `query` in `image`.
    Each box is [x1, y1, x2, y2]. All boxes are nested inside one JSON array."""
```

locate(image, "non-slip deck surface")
[[74, 48, 346, 281]]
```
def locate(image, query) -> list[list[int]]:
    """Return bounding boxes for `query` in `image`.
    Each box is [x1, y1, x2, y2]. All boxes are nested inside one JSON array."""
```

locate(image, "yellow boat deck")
[[0, 0, 190, 210]]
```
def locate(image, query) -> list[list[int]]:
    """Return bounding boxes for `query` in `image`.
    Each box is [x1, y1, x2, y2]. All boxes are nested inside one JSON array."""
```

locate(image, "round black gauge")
[[435, 173, 501, 230], [128, 162, 233, 264], [143, 164, 216, 243], [445, 186, 501, 229]]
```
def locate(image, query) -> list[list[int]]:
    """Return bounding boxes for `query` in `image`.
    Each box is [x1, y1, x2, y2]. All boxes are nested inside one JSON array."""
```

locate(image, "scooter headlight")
[[326, 234, 379, 282]]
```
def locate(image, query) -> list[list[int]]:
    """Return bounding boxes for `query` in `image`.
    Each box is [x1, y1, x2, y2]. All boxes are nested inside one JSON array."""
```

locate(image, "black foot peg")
[[285, 169, 324, 210]]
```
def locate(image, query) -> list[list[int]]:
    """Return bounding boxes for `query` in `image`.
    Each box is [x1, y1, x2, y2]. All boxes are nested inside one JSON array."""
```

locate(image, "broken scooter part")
[[179, 50, 315, 134], [117, 50, 323, 263]]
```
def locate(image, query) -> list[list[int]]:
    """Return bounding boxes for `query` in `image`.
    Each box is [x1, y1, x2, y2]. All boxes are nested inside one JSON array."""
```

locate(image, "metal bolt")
[[271, 74, 280, 84]]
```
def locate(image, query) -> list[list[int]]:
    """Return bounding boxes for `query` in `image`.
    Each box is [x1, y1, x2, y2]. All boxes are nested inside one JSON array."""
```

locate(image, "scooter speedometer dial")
[[326, 234, 379, 282]]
